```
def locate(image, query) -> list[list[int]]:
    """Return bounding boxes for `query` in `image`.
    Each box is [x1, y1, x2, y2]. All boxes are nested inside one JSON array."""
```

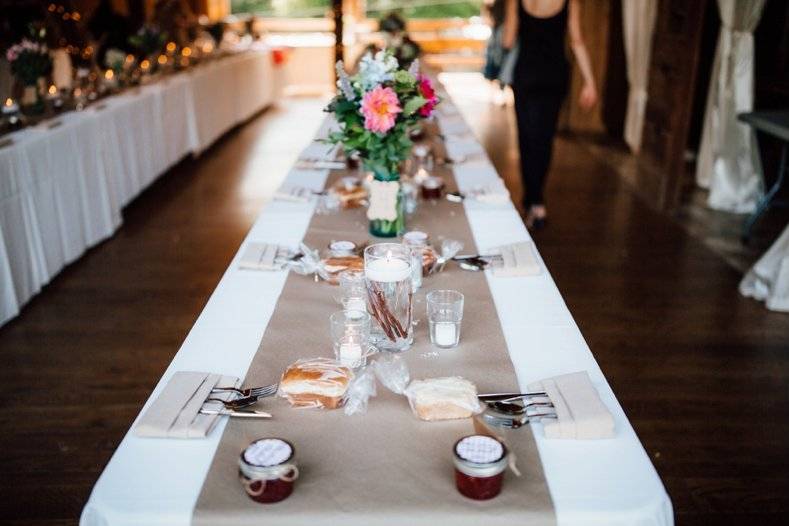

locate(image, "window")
[[231, 0, 332, 18], [366, 1, 482, 19]]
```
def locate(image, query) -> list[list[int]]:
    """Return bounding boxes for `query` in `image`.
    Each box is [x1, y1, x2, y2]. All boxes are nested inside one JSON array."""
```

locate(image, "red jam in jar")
[[239, 438, 298, 504], [421, 176, 445, 200], [453, 434, 508, 500]]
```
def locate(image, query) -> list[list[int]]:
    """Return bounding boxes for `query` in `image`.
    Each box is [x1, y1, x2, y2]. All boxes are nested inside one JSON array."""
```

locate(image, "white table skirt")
[[0, 49, 280, 326], [80, 102, 673, 526]]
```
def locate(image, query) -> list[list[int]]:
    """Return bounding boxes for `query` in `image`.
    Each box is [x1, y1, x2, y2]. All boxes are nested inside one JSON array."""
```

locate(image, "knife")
[[200, 409, 272, 419], [478, 392, 547, 402]]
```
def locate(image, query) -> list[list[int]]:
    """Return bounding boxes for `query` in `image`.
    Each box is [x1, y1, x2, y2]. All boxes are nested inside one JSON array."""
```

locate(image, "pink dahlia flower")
[[360, 86, 402, 133]]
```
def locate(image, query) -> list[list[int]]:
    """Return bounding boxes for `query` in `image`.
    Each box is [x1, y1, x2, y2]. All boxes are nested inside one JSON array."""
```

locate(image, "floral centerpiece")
[[6, 39, 52, 112], [129, 24, 167, 62], [326, 51, 438, 237]]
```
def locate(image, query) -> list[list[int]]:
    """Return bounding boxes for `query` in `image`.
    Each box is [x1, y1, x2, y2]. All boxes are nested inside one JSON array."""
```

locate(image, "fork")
[[211, 383, 279, 399], [205, 395, 264, 410]]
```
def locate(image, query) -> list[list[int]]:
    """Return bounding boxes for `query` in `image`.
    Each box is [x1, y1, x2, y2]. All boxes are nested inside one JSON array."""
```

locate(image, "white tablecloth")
[[80, 103, 673, 526], [0, 50, 281, 326]]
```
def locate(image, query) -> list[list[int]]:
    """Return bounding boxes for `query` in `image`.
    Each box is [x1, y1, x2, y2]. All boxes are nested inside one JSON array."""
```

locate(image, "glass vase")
[[21, 79, 45, 115], [364, 243, 414, 352], [365, 162, 406, 238]]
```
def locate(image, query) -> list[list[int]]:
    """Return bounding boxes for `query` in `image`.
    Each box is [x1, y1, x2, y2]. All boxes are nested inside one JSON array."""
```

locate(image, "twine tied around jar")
[[240, 464, 299, 497]]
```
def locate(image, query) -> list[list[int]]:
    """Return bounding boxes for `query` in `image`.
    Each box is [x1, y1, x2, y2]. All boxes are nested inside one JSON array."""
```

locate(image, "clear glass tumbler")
[[364, 243, 414, 352], [338, 269, 367, 313], [330, 310, 371, 368], [426, 289, 464, 349]]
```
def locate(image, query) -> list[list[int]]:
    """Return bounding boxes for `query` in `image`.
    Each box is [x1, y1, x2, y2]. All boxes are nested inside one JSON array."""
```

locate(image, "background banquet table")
[[80, 96, 673, 525], [0, 49, 281, 327]]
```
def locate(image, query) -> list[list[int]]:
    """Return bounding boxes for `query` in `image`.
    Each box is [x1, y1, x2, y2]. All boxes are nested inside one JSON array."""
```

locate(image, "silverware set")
[[478, 391, 556, 429], [204, 383, 279, 417], [453, 254, 503, 272]]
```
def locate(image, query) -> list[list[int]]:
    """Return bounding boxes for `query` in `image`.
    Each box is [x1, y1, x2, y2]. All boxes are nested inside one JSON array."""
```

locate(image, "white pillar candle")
[[365, 256, 410, 283], [434, 322, 457, 347], [51, 49, 73, 90]]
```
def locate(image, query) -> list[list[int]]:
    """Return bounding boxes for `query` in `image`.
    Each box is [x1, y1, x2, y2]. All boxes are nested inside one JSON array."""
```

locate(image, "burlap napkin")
[[527, 371, 615, 439], [134, 371, 239, 439]]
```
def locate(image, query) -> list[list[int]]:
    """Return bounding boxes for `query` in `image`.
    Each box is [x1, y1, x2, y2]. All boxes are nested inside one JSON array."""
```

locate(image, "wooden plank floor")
[[1, 81, 788, 525]]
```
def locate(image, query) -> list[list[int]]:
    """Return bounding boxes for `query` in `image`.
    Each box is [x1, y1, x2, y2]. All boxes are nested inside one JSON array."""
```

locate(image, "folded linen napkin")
[[134, 371, 239, 439], [238, 242, 291, 271], [464, 181, 511, 205], [314, 116, 341, 140], [438, 115, 468, 136], [445, 135, 485, 163], [299, 140, 338, 161], [274, 185, 314, 203], [527, 371, 615, 439], [488, 241, 541, 277]]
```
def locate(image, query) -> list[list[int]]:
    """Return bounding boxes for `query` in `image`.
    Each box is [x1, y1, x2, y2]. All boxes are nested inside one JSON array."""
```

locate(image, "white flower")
[[335, 60, 356, 100], [105, 48, 127, 69], [357, 50, 398, 90]]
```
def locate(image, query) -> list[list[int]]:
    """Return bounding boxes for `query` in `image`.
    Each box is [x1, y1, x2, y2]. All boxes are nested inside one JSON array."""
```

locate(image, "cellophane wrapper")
[[427, 239, 464, 274], [372, 354, 410, 395], [343, 366, 377, 416]]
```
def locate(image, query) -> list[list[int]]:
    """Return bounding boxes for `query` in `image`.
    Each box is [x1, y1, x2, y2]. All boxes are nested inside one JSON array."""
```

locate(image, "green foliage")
[[231, 0, 330, 17], [367, 1, 482, 19]]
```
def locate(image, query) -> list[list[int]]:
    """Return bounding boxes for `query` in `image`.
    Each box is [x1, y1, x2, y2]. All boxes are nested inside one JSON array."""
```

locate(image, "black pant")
[[512, 89, 563, 207]]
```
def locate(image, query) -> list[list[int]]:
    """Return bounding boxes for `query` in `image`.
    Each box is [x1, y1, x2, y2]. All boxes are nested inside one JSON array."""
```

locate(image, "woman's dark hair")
[[379, 12, 406, 35]]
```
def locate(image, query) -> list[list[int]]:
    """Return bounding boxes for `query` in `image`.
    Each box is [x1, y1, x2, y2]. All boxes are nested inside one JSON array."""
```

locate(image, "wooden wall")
[[561, 0, 614, 133]]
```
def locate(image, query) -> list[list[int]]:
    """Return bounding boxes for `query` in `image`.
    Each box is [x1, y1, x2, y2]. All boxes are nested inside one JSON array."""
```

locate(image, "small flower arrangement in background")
[[6, 39, 52, 86], [326, 50, 438, 181], [128, 24, 167, 58]]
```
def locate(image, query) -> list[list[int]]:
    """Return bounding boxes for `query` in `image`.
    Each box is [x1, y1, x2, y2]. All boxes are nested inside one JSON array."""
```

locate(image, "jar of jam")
[[328, 240, 357, 257], [239, 438, 298, 504], [421, 176, 445, 200], [453, 434, 508, 500]]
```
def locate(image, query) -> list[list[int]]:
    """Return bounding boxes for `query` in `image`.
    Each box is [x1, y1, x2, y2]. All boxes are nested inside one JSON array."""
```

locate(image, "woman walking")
[[503, 0, 597, 228]]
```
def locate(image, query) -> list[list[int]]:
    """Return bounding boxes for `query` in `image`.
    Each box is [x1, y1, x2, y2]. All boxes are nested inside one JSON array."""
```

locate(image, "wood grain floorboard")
[[0, 83, 787, 525]]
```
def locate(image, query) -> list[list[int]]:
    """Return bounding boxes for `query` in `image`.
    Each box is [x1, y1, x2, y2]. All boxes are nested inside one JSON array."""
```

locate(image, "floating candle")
[[365, 253, 410, 283]]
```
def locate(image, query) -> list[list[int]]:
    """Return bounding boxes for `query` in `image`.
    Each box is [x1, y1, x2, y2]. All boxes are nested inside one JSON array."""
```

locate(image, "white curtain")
[[695, 0, 765, 213], [740, 225, 789, 312], [622, 0, 658, 153]]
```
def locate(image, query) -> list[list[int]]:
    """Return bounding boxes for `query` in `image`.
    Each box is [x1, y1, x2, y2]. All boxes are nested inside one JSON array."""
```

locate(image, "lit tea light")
[[157, 54, 167, 66], [201, 42, 214, 54], [2, 98, 19, 114], [48, 84, 57, 96], [181, 46, 192, 57], [125, 54, 134, 64], [166, 41, 177, 54], [140, 59, 151, 71], [104, 69, 114, 80]]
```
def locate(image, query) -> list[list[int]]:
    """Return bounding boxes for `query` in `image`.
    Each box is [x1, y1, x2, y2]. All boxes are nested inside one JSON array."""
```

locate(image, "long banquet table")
[[80, 91, 673, 525], [0, 49, 281, 327]]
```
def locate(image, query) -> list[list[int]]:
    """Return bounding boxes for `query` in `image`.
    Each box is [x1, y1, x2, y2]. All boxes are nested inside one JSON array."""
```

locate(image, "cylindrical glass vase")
[[365, 163, 405, 238], [364, 243, 413, 352]]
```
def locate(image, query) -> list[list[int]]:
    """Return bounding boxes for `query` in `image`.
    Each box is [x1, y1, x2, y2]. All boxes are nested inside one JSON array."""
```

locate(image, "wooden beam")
[[333, 0, 343, 73]]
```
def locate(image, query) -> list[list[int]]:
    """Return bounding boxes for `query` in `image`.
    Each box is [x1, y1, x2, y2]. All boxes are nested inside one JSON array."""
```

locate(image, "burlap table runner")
[[193, 126, 556, 525]]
